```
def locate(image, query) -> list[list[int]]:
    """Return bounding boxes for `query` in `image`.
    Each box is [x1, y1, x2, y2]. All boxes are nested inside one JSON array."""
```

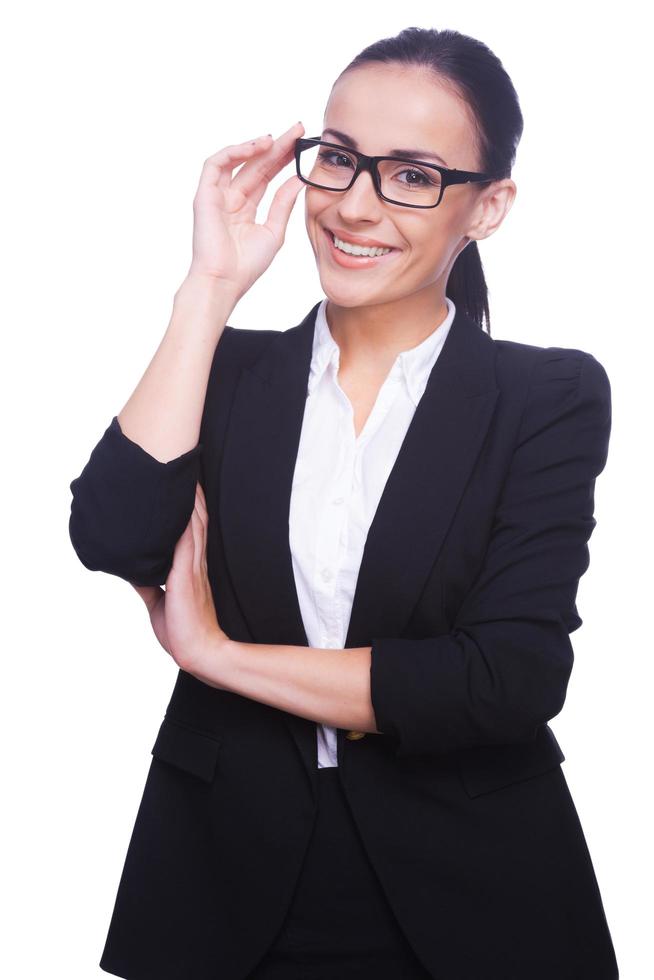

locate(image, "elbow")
[[463, 622, 575, 745], [67, 415, 202, 586], [369, 621, 575, 758], [68, 504, 173, 586]]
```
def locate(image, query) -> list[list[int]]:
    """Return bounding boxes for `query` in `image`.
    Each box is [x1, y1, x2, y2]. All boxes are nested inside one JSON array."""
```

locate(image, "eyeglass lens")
[[298, 143, 442, 206]]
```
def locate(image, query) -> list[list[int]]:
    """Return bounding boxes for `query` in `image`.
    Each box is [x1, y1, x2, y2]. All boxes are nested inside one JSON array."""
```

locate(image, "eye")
[[317, 149, 356, 170], [395, 167, 437, 187]]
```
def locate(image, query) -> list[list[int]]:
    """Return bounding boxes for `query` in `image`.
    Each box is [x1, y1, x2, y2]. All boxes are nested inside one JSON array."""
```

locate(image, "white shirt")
[[288, 295, 457, 768]]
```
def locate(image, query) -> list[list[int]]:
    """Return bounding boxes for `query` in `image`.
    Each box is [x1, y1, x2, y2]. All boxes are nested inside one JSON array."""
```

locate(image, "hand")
[[187, 120, 306, 299], [130, 483, 230, 684]]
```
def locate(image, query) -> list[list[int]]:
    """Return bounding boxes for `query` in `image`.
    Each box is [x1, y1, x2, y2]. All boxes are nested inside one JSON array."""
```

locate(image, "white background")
[[2, 1, 650, 977]]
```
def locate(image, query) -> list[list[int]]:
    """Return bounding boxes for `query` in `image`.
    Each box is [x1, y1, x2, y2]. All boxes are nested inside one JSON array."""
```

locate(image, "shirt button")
[[321, 568, 333, 582], [332, 496, 344, 505]]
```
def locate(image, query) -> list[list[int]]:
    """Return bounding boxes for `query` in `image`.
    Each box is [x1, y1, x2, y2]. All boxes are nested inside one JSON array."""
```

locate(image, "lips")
[[322, 226, 400, 268], [326, 226, 396, 250]]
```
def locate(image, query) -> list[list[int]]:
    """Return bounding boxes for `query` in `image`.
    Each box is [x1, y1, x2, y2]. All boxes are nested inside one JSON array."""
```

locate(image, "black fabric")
[[369, 350, 611, 756], [69, 303, 620, 980], [246, 767, 433, 980]]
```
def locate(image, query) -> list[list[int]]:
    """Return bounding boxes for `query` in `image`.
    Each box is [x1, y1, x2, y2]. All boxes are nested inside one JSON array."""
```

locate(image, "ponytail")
[[447, 241, 491, 336]]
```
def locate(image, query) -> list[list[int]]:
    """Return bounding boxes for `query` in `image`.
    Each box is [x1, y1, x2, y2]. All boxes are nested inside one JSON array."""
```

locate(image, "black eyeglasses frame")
[[294, 136, 503, 209]]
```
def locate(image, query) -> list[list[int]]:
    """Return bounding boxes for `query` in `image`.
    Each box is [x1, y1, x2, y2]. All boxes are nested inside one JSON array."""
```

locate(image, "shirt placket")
[[312, 357, 404, 650], [313, 362, 354, 650]]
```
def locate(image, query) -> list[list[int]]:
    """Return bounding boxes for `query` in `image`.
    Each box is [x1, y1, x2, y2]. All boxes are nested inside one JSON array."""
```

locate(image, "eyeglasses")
[[295, 136, 502, 209]]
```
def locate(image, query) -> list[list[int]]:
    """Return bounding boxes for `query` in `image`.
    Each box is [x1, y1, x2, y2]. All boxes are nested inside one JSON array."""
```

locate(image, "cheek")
[[304, 195, 322, 255], [304, 191, 334, 248], [305, 187, 331, 221], [408, 224, 449, 264], [304, 191, 315, 226], [412, 209, 462, 257], [401, 219, 461, 285]]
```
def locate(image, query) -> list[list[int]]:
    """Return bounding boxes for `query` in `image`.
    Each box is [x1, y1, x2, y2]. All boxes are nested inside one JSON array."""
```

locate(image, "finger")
[[196, 134, 274, 199], [194, 495, 207, 542], [230, 122, 304, 198], [263, 172, 307, 245], [234, 140, 300, 214], [194, 489, 208, 533], [190, 505, 206, 579], [230, 128, 300, 203], [192, 490, 210, 580], [203, 133, 273, 172]]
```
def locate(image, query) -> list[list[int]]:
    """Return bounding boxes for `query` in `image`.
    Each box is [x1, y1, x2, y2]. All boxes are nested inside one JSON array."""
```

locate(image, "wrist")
[[176, 272, 241, 310], [208, 633, 241, 693], [167, 276, 239, 344]]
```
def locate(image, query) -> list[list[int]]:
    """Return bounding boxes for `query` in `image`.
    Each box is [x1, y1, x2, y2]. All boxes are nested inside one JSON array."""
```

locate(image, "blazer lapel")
[[219, 300, 499, 798]]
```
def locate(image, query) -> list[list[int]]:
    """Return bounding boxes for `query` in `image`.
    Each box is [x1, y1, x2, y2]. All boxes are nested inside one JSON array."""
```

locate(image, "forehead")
[[324, 64, 478, 167]]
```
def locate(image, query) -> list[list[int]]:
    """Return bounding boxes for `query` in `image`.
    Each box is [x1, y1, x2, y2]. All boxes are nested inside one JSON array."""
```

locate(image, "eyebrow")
[[321, 128, 449, 167]]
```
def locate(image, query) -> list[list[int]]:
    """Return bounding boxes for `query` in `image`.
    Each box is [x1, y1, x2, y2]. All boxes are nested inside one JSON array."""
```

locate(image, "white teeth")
[[332, 233, 392, 257]]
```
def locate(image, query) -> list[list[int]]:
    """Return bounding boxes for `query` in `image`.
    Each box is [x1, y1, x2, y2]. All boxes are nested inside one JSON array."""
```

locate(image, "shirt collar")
[[308, 296, 456, 407]]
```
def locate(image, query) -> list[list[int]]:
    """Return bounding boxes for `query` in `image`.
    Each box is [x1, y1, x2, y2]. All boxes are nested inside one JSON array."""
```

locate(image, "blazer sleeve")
[[369, 348, 612, 758], [68, 325, 274, 587], [68, 413, 202, 586]]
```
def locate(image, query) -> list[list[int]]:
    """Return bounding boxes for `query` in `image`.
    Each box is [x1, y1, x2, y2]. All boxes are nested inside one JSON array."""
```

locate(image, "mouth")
[[322, 227, 400, 269]]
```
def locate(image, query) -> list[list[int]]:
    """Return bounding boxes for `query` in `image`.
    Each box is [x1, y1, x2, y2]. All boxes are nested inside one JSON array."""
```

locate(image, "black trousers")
[[246, 766, 434, 980]]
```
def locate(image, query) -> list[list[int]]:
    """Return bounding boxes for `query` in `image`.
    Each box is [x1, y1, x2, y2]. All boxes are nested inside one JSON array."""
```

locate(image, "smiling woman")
[[298, 41, 520, 344], [68, 23, 619, 980]]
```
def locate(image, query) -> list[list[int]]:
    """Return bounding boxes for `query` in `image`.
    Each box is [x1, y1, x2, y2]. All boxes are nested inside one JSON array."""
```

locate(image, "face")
[[304, 63, 515, 310]]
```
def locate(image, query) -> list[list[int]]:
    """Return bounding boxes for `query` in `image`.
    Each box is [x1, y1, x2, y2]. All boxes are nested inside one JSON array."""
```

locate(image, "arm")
[[205, 640, 380, 734], [115, 275, 237, 463], [68, 276, 238, 587], [368, 349, 612, 758], [192, 349, 610, 749], [69, 122, 306, 588]]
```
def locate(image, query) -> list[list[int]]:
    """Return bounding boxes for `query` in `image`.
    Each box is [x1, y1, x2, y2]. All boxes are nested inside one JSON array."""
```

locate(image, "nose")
[[337, 167, 383, 220]]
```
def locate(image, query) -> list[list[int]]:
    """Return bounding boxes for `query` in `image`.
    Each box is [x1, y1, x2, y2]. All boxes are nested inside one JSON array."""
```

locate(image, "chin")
[[317, 274, 379, 308]]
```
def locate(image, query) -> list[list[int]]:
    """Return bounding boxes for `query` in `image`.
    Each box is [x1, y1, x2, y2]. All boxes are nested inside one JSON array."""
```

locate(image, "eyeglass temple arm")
[[297, 138, 499, 185], [444, 169, 499, 185]]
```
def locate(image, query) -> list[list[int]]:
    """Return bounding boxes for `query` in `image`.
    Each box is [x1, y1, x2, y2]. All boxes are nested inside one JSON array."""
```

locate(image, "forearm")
[[117, 274, 238, 463], [206, 638, 382, 734]]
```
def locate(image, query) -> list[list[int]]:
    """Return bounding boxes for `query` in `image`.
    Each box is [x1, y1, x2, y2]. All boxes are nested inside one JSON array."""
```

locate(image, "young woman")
[[69, 26, 619, 980]]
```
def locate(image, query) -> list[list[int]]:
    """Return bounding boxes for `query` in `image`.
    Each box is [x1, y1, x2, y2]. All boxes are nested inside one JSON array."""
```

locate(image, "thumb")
[[264, 173, 305, 245], [130, 582, 164, 614]]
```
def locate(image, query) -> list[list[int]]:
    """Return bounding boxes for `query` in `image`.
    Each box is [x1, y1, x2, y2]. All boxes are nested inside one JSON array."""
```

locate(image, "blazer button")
[[346, 730, 366, 740]]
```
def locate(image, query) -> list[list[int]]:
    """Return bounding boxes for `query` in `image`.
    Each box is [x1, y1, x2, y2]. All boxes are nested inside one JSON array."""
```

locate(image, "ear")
[[466, 178, 517, 243]]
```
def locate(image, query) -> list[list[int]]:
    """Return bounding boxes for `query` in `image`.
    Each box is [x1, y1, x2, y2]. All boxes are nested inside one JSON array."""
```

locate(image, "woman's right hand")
[[186, 121, 306, 299]]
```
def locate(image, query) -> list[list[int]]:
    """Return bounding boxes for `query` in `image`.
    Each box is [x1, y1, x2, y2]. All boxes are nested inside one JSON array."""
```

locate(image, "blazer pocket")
[[151, 716, 223, 783], [456, 725, 565, 799]]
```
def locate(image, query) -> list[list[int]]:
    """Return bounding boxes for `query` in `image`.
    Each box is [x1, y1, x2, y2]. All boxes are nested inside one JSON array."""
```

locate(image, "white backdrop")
[[2, 1, 650, 977]]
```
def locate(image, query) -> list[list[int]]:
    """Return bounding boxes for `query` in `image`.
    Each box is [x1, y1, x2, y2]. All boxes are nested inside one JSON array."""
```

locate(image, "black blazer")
[[69, 301, 619, 980]]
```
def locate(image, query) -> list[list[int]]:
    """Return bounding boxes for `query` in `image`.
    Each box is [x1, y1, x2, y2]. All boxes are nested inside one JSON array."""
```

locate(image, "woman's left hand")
[[130, 482, 230, 685]]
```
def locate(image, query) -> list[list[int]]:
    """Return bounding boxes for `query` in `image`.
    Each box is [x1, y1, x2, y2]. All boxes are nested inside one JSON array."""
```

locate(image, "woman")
[[69, 26, 619, 980]]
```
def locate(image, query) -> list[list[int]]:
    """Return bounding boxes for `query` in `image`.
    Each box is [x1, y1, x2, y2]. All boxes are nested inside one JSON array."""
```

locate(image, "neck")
[[325, 285, 449, 375]]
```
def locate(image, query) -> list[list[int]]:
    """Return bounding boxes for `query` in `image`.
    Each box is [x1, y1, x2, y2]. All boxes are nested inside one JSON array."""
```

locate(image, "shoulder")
[[498, 344, 612, 478], [492, 337, 611, 408], [487, 338, 612, 474], [494, 335, 607, 379], [213, 324, 282, 367]]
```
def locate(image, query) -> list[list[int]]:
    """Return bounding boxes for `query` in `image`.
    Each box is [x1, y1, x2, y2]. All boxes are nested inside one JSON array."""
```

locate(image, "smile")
[[332, 232, 392, 256], [322, 227, 399, 268]]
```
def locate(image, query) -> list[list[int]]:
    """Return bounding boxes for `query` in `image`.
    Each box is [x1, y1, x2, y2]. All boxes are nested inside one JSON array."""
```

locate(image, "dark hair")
[[333, 27, 524, 335]]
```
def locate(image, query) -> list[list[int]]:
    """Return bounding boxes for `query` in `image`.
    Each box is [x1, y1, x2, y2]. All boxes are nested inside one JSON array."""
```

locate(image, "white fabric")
[[288, 295, 457, 767]]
